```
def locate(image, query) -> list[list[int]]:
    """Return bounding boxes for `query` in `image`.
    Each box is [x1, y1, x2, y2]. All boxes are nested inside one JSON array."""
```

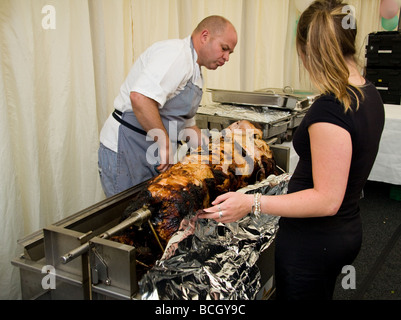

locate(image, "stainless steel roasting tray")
[[255, 87, 318, 100], [207, 88, 305, 110]]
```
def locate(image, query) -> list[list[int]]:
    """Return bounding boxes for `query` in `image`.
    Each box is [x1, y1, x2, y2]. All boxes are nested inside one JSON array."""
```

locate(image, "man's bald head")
[[193, 15, 236, 38]]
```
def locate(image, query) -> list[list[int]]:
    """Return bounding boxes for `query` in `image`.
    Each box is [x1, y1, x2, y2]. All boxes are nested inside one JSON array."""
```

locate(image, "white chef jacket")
[[100, 36, 203, 152]]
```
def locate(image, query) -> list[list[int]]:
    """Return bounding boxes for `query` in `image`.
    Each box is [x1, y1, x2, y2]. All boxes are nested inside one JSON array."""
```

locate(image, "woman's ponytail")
[[296, 0, 363, 112]]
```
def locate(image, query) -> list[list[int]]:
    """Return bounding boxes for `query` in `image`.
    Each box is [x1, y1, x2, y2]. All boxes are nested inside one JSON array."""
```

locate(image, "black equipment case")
[[366, 31, 401, 68], [365, 29, 401, 105], [365, 68, 401, 105]]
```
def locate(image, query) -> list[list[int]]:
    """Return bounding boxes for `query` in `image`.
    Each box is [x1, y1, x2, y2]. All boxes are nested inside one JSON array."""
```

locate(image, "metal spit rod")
[[60, 206, 152, 264]]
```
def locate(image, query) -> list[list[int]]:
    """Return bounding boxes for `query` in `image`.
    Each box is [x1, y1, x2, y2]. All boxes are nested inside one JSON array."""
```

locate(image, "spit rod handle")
[[101, 208, 151, 238], [60, 207, 152, 264], [60, 242, 90, 264]]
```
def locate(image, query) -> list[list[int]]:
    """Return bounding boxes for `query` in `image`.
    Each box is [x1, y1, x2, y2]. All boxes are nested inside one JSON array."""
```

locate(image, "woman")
[[199, 0, 385, 300]]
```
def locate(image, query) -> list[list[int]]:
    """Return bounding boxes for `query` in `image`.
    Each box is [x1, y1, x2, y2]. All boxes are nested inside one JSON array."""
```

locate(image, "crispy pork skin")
[[116, 120, 278, 246]]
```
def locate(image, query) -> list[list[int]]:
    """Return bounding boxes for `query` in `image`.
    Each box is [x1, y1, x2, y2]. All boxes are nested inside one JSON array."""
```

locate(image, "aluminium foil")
[[140, 173, 291, 300], [197, 104, 290, 124]]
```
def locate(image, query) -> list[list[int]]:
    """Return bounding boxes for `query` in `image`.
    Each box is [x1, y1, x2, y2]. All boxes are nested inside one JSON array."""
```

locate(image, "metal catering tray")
[[207, 88, 301, 110], [255, 86, 318, 100], [196, 103, 292, 143]]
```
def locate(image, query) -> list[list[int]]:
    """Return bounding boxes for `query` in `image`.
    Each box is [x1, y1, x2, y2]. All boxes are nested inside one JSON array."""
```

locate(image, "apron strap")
[[113, 110, 147, 136]]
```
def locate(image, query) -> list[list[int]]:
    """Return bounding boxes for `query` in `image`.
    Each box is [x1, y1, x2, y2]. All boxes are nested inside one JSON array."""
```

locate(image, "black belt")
[[112, 109, 147, 136]]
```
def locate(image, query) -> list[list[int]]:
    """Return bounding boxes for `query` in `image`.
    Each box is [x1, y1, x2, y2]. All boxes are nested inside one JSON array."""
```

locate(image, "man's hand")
[[156, 136, 174, 173], [130, 91, 173, 172]]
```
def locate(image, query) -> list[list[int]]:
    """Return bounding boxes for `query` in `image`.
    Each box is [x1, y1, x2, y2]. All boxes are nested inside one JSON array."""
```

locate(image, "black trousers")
[[274, 216, 362, 300]]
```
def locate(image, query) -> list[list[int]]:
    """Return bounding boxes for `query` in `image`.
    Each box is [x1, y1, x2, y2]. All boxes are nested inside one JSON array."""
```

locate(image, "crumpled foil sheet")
[[197, 104, 290, 124], [140, 173, 291, 300]]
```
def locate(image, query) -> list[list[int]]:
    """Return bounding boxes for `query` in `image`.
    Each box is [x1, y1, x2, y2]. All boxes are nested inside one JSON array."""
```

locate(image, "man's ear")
[[200, 29, 210, 44]]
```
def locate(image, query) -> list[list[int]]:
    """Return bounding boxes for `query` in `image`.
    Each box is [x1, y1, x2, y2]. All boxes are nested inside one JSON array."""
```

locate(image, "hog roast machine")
[[12, 88, 314, 301], [12, 174, 290, 300]]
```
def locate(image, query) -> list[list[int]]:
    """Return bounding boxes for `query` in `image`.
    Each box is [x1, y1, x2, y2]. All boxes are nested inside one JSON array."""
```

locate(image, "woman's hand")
[[198, 192, 254, 223]]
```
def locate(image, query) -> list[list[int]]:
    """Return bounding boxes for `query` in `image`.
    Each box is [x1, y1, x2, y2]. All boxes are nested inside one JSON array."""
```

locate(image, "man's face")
[[198, 25, 237, 70]]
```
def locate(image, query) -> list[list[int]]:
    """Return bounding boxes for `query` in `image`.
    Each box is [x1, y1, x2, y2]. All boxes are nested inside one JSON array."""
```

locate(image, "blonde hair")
[[296, 0, 363, 111]]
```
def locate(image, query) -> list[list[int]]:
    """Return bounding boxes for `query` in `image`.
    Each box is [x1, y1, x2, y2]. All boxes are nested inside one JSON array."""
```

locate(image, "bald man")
[[98, 15, 238, 197]]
